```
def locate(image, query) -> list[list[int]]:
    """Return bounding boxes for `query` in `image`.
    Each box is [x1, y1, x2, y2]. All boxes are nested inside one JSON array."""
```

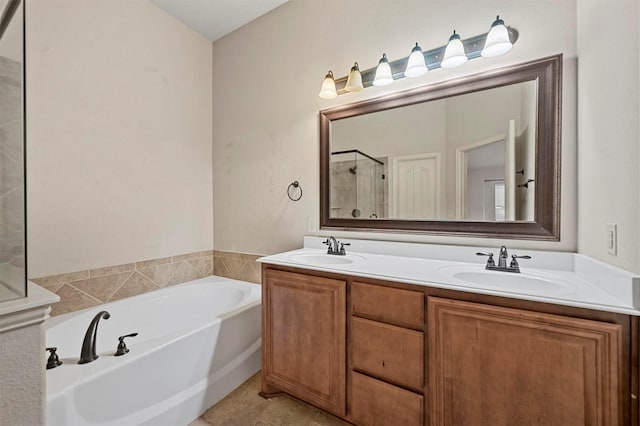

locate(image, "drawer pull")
[[382, 360, 385, 367]]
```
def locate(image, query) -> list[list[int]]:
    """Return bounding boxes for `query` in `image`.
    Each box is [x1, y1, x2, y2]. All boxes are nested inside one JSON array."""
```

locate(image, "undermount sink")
[[440, 265, 573, 295], [286, 252, 364, 265]]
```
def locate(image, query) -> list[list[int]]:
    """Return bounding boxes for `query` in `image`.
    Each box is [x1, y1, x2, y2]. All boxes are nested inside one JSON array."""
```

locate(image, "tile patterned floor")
[[190, 372, 348, 426]]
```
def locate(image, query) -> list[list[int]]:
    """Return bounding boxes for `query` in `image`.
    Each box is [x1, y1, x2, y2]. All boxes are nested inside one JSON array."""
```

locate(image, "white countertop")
[[258, 237, 640, 316]]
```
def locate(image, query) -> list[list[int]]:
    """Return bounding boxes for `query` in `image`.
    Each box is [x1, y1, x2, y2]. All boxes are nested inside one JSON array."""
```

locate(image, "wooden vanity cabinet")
[[428, 297, 623, 426], [261, 268, 346, 417], [350, 281, 425, 425], [261, 265, 633, 426]]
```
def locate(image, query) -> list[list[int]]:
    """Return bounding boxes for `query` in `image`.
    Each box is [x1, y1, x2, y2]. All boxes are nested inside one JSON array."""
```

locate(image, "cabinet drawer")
[[351, 281, 424, 329], [351, 317, 424, 392], [350, 372, 423, 426]]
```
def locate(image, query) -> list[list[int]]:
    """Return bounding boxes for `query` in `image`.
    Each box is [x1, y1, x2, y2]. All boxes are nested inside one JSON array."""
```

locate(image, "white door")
[[483, 179, 506, 221], [504, 119, 516, 221], [391, 153, 440, 219]]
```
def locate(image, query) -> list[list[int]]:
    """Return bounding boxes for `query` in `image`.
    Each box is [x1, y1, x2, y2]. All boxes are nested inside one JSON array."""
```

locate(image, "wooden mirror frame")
[[320, 54, 562, 240]]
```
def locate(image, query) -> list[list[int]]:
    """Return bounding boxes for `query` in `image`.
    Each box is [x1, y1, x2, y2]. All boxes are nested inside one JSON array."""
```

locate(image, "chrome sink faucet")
[[78, 310, 110, 364], [477, 245, 531, 273], [322, 236, 350, 255]]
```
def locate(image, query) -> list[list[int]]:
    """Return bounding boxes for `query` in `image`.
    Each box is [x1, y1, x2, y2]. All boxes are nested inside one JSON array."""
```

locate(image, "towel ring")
[[287, 181, 302, 201]]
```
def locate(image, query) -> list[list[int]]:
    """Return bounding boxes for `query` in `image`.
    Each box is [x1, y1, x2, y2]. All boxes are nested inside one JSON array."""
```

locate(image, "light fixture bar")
[[333, 27, 518, 94]]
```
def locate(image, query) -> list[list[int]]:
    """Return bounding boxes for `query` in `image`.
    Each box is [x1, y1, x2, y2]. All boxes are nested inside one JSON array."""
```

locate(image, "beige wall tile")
[[238, 261, 261, 285], [218, 257, 246, 280], [69, 271, 134, 302], [39, 250, 258, 316], [51, 284, 101, 316], [213, 257, 230, 277], [188, 256, 213, 277], [166, 262, 201, 287], [171, 252, 202, 263], [135, 256, 172, 269], [90, 263, 135, 278], [40, 282, 64, 293], [138, 262, 182, 288], [109, 272, 159, 302], [32, 270, 89, 287], [213, 250, 245, 259]]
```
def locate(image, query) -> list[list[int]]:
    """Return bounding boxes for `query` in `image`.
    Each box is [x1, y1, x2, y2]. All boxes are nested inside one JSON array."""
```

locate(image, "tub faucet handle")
[[46, 347, 62, 370], [114, 333, 138, 357]]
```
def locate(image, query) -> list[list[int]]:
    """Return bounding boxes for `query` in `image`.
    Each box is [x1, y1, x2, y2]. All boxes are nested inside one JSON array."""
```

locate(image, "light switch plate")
[[307, 217, 318, 232], [606, 223, 617, 255]]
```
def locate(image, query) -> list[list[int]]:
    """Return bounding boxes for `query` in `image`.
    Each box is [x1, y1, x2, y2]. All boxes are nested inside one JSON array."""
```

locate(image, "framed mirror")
[[320, 55, 561, 240]]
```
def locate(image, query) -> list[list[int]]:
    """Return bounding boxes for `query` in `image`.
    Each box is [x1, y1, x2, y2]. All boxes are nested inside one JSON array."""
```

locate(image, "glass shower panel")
[[330, 150, 387, 219], [355, 155, 386, 219], [0, 0, 26, 302], [329, 151, 357, 219]]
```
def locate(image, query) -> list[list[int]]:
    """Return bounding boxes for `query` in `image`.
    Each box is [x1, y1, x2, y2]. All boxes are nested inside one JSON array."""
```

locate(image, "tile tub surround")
[[32, 250, 263, 316]]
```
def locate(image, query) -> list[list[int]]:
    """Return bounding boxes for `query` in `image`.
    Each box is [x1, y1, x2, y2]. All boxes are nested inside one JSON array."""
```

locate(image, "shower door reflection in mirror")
[[0, 0, 26, 301], [330, 81, 536, 223]]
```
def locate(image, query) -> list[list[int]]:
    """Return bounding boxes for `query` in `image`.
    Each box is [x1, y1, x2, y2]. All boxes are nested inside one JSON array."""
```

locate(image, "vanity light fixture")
[[481, 15, 513, 57], [318, 70, 338, 99], [345, 62, 364, 92], [319, 15, 517, 98], [441, 30, 468, 68], [404, 42, 428, 78], [373, 53, 393, 86]]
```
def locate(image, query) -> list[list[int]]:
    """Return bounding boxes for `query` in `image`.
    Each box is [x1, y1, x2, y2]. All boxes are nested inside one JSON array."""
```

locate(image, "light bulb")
[[318, 70, 337, 99], [404, 42, 428, 78], [373, 53, 393, 86], [441, 30, 468, 68], [481, 15, 513, 58], [345, 62, 364, 92]]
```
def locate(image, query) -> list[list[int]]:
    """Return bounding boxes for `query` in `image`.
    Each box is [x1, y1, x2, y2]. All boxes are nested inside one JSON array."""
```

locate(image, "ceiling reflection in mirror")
[[330, 81, 537, 223]]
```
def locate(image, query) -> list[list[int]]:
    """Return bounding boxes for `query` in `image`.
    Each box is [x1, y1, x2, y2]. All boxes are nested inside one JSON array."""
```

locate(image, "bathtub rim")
[[45, 275, 261, 329]]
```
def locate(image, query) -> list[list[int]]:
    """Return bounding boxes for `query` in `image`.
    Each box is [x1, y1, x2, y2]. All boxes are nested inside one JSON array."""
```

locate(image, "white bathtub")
[[45, 276, 262, 426]]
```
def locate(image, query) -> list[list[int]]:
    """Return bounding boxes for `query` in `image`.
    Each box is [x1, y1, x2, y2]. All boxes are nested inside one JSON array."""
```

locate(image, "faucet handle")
[[510, 254, 531, 267], [512, 254, 532, 260], [476, 252, 495, 267], [339, 242, 350, 255], [115, 333, 138, 357], [46, 347, 62, 370]]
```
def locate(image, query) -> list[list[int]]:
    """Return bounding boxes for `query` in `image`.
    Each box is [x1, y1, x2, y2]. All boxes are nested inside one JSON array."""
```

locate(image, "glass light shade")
[[318, 70, 337, 99], [481, 16, 513, 57], [345, 62, 364, 92], [373, 53, 393, 86], [404, 42, 428, 78], [441, 31, 467, 68]]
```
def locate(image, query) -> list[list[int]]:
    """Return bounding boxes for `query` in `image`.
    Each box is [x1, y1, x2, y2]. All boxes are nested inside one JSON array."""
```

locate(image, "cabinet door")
[[350, 372, 423, 426], [263, 269, 346, 416], [428, 297, 622, 426]]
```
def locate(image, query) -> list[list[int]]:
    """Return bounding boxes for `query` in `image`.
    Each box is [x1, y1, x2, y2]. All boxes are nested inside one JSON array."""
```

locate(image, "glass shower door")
[[0, 0, 26, 301]]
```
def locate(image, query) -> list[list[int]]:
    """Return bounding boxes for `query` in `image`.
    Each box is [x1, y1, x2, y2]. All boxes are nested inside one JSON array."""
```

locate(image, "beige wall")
[[577, 0, 640, 274], [212, 0, 578, 256], [26, 0, 214, 277]]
